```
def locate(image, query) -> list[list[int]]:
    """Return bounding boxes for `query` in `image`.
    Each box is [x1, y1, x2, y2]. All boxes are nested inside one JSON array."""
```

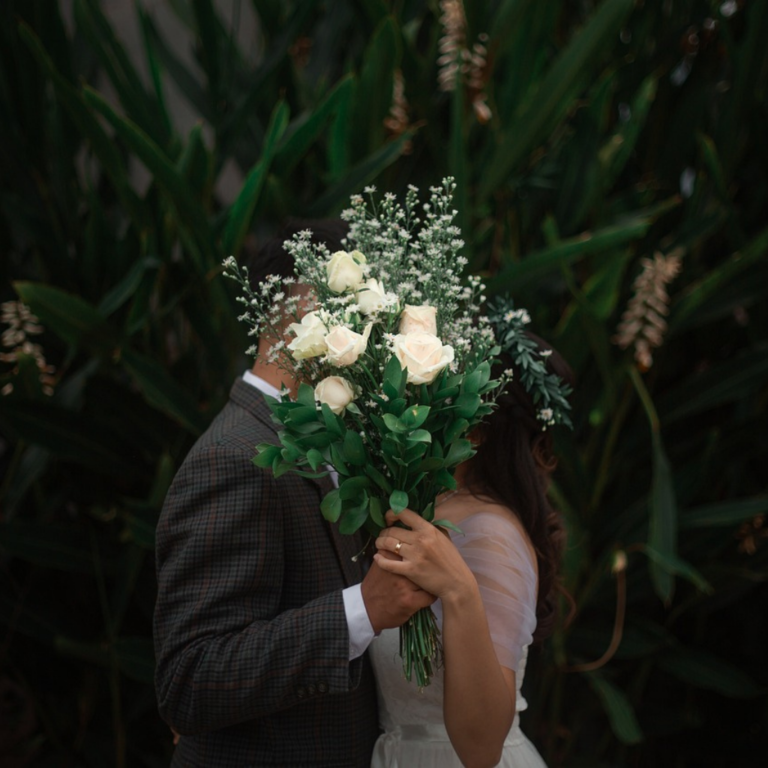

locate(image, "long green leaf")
[[14, 281, 116, 354], [0, 399, 141, 479], [585, 672, 643, 745], [305, 131, 414, 216], [0, 522, 110, 574], [648, 434, 677, 603], [222, 100, 289, 256], [16, 22, 144, 227], [481, 0, 634, 197], [671, 226, 768, 331], [273, 76, 354, 176], [658, 345, 768, 423], [488, 217, 653, 295], [120, 348, 208, 435], [658, 649, 764, 698], [680, 497, 768, 529], [75, 0, 169, 145], [83, 86, 213, 266], [641, 545, 712, 594]]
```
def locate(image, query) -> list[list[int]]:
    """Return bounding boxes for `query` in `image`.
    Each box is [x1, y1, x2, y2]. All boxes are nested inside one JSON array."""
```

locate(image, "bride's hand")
[[373, 509, 478, 606]]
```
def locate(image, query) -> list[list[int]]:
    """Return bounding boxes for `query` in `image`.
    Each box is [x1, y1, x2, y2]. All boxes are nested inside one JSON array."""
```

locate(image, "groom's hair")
[[245, 218, 349, 290]]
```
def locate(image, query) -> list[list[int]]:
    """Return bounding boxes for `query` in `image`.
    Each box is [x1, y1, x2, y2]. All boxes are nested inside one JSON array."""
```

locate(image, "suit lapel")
[[230, 378, 365, 586]]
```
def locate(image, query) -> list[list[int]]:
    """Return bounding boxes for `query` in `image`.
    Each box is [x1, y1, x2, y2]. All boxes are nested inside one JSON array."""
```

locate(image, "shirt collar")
[[242, 369, 285, 400]]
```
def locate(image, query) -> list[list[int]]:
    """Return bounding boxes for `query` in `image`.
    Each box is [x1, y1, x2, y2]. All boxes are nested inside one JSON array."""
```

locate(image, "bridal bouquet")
[[224, 179, 506, 686]]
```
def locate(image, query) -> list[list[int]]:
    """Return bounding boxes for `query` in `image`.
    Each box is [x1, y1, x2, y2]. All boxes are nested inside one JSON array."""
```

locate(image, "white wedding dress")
[[369, 512, 547, 767]]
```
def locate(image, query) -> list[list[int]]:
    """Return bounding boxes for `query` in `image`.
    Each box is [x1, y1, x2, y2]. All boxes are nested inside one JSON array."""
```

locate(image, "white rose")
[[315, 376, 356, 415], [399, 305, 438, 336], [392, 332, 455, 385], [287, 311, 328, 360], [356, 278, 393, 315], [325, 323, 372, 367], [326, 250, 366, 293]]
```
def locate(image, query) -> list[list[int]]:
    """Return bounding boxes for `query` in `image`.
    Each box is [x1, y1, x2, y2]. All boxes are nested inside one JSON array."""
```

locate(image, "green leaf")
[[680, 497, 768, 529], [0, 399, 140, 480], [339, 476, 370, 501], [433, 519, 463, 535], [657, 648, 764, 698], [488, 211, 672, 295], [383, 413, 408, 434], [659, 346, 768, 423], [304, 449, 324, 471], [671, 227, 768, 331], [445, 440, 474, 467], [400, 405, 431, 430], [321, 489, 342, 522], [14, 281, 116, 354], [296, 382, 316, 408], [368, 496, 385, 529], [305, 131, 415, 216], [406, 430, 432, 444], [83, 86, 213, 267], [114, 636, 155, 684], [641, 545, 712, 594], [585, 672, 643, 745], [17, 22, 144, 226], [339, 492, 371, 534], [222, 100, 289, 256], [98, 257, 161, 317], [0, 522, 109, 574], [343, 429, 367, 466], [273, 75, 354, 175], [453, 393, 481, 419], [444, 418, 470, 444], [75, 0, 169, 144], [480, 0, 634, 198], [648, 434, 678, 603], [365, 464, 393, 494], [321, 404, 344, 437], [120, 348, 208, 435], [389, 490, 409, 513]]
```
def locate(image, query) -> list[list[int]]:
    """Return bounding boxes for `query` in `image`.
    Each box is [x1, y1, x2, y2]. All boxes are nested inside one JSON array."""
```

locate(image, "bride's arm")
[[375, 509, 532, 768]]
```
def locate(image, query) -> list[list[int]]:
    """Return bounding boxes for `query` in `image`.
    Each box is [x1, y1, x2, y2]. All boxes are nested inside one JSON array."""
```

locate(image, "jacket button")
[[318, 681, 328, 694], [307, 684, 317, 696], [297, 687, 306, 699]]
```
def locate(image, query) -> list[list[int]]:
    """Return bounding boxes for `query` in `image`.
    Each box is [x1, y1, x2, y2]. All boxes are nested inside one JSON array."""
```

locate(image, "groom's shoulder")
[[188, 381, 276, 460]]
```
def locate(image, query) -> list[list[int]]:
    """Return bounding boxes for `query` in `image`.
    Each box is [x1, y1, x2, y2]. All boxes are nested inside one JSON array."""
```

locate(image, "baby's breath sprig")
[[487, 297, 573, 430]]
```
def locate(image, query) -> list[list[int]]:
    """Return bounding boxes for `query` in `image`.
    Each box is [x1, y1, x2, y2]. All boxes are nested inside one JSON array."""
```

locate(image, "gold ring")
[[395, 541, 402, 554]]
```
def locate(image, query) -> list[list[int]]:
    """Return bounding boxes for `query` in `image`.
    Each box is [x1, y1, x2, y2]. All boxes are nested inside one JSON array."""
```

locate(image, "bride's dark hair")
[[463, 333, 574, 641]]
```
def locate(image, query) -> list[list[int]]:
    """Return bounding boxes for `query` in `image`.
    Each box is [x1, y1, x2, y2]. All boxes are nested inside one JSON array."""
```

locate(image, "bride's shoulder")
[[438, 492, 536, 560]]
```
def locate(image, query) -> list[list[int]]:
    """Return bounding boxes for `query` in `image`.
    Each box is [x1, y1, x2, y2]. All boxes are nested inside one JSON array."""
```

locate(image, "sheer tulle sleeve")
[[434, 512, 538, 671]]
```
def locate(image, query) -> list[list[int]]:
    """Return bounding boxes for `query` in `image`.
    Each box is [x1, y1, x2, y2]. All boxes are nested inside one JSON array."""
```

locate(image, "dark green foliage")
[[1, 0, 766, 765]]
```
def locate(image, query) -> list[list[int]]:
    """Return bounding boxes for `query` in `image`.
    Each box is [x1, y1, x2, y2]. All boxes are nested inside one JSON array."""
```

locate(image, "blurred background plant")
[[1, 0, 766, 765]]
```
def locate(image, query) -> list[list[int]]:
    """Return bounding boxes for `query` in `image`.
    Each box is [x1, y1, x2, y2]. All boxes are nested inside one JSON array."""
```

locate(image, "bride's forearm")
[[441, 583, 516, 768]]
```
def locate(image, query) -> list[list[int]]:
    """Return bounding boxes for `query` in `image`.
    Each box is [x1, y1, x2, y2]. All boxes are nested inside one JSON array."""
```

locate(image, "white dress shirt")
[[242, 371, 376, 660]]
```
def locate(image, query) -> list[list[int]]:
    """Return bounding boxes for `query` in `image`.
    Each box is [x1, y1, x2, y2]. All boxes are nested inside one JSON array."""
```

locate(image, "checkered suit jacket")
[[154, 378, 379, 766]]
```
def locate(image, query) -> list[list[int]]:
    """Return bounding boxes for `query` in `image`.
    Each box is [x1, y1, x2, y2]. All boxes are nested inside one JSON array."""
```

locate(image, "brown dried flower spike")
[[0, 300, 56, 396], [613, 251, 682, 371], [437, 0, 492, 123]]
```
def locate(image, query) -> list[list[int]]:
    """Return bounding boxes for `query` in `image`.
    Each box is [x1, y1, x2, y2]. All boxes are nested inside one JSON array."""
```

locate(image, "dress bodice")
[[368, 510, 548, 767], [370, 626, 530, 733]]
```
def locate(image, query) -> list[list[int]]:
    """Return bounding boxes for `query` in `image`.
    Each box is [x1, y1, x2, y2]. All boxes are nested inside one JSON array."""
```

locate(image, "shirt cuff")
[[342, 583, 376, 660]]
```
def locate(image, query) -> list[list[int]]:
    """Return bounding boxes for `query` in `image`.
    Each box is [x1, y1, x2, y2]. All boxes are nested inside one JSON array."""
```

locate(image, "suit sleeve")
[[153, 441, 361, 734]]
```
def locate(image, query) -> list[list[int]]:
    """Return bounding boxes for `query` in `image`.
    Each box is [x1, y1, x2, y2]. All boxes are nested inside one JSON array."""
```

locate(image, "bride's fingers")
[[373, 552, 409, 573]]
